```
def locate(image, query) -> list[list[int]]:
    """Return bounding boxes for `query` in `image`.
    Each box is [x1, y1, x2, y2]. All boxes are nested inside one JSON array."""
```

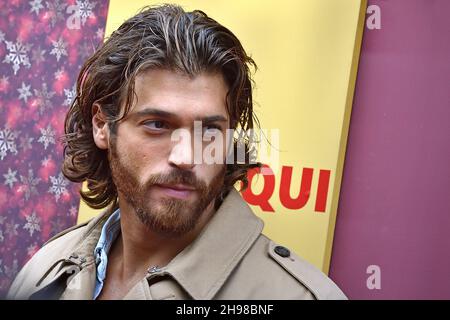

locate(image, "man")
[[8, 4, 346, 300]]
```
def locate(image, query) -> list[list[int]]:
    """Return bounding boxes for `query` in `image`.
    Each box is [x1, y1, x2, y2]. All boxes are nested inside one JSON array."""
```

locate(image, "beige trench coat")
[[7, 189, 347, 300]]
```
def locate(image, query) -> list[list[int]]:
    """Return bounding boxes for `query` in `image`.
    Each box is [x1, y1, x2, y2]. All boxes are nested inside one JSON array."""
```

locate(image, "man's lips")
[[156, 183, 196, 191], [154, 184, 196, 199]]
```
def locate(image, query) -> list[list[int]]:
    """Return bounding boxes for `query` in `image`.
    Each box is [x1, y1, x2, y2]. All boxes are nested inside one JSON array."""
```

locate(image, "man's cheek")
[[196, 167, 214, 185]]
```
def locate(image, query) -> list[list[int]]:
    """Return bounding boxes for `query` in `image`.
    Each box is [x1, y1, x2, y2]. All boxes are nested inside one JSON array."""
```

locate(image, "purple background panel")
[[329, 0, 450, 299]]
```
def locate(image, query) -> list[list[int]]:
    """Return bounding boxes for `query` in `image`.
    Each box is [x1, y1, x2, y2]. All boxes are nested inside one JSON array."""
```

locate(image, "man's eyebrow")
[[197, 115, 228, 123], [133, 107, 176, 119], [133, 107, 228, 123]]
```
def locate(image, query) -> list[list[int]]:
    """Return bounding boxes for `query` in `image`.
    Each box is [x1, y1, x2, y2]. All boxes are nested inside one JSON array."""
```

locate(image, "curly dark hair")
[[62, 4, 260, 210]]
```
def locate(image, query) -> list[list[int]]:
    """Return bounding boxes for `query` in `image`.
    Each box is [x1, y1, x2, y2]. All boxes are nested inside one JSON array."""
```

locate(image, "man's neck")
[[110, 199, 216, 282]]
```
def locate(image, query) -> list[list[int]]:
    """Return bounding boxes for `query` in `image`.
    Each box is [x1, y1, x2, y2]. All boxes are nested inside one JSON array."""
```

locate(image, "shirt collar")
[[93, 208, 121, 299], [94, 209, 121, 265]]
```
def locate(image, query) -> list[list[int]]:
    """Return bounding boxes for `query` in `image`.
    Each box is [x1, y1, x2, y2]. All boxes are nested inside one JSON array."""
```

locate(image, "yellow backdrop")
[[77, 0, 366, 273]]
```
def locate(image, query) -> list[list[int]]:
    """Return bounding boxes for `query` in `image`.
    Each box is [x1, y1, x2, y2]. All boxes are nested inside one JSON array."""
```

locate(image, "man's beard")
[[108, 143, 226, 237]]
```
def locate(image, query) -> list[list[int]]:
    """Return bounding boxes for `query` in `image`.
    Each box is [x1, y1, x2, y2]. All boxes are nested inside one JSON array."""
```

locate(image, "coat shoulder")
[[6, 222, 89, 300], [43, 218, 91, 246], [261, 235, 347, 300], [218, 234, 347, 300]]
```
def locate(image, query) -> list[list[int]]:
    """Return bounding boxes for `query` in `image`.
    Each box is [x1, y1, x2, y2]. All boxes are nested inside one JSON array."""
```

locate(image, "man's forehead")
[[128, 68, 230, 122], [134, 68, 228, 91]]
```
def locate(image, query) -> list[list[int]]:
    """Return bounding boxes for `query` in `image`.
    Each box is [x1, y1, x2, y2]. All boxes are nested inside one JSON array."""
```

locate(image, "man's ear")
[[92, 103, 109, 150]]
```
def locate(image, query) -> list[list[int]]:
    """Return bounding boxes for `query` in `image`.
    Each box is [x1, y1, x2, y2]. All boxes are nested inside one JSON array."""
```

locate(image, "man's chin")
[[136, 205, 201, 237], [144, 192, 200, 217], [147, 196, 198, 214], [136, 193, 214, 235]]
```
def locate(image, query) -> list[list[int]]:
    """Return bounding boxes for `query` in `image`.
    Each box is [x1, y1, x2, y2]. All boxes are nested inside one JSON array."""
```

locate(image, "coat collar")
[[31, 207, 113, 299], [34, 188, 264, 300]]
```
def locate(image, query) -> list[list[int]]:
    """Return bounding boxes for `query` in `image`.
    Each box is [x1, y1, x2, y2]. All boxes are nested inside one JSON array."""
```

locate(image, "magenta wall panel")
[[329, 0, 450, 299]]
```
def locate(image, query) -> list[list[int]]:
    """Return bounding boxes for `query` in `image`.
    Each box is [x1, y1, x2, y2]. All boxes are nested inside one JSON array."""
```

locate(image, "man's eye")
[[203, 125, 221, 133], [144, 120, 168, 130]]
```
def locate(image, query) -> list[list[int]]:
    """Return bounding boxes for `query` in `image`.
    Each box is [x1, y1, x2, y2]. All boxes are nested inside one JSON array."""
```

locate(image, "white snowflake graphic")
[[54, 68, 64, 80], [76, 0, 97, 25], [0, 31, 5, 42], [31, 45, 46, 65], [96, 27, 104, 39], [50, 37, 68, 62], [23, 211, 41, 236], [3, 168, 18, 189], [34, 83, 55, 115], [2, 40, 32, 75], [29, 0, 44, 15], [4, 259, 18, 279], [17, 82, 32, 102], [45, 0, 67, 27], [19, 133, 34, 152], [38, 124, 56, 150], [0, 230, 4, 243], [63, 85, 76, 106], [69, 205, 78, 217], [41, 156, 51, 167], [27, 242, 39, 257], [5, 221, 19, 239], [0, 75, 9, 88], [0, 126, 19, 160], [19, 169, 41, 201], [48, 172, 69, 201]]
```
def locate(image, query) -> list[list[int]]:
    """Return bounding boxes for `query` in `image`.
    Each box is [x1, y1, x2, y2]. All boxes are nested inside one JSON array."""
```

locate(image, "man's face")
[[108, 68, 229, 237]]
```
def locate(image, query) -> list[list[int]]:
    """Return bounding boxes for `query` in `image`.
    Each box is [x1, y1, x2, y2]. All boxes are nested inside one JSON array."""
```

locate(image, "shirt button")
[[274, 245, 291, 258]]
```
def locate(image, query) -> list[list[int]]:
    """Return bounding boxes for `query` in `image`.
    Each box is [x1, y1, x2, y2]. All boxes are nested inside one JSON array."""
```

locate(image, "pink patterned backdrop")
[[0, 0, 109, 298]]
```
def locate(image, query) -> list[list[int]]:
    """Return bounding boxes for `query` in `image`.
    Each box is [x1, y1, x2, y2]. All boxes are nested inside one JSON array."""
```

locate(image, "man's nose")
[[168, 128, 195, 170]]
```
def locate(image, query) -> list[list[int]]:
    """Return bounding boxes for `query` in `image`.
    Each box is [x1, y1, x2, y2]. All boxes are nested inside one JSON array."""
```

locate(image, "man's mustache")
[[143, 169, 207, 191]]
